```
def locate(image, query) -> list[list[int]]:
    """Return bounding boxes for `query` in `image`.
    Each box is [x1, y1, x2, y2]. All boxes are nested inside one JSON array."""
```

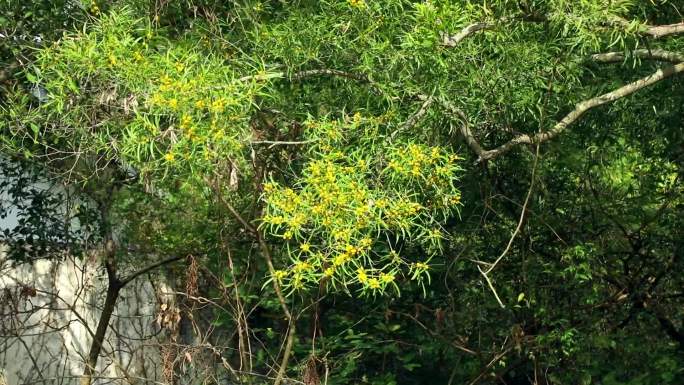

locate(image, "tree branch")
[[592, 49, 684, 64], [119, 254, 187, 287], [238, 68, 371, 84], [476, 62, 684, 162], [641, 22, 684, 38], [390, 95, 434, 141], [441, 23, 493, 47], [430, 95, 487, 158]]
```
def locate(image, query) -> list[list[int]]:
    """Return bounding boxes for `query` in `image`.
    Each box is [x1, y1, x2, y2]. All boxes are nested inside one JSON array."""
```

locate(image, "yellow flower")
[[368, 278, 380, 289], [345, 244, 358, 256], [211, 98, 225, 113], [294, 260, 311, 273], [353, 112, 362, 123], [175, 61, 185, 72], [324, 267, 335, 277], [273, 270, 288, 280], [300, 243, 311, 253], [270, 216, 285, 225], [312, 205, 325, 215], [292, 273, 303, 289], [357, 268, 368, 283], [168, 98, 178, 109], [430, 147, 441, 160], [108, 53, 117, 66], [283, 230, 293, 240], [180, 114, 192, 129], [195, 99, 206, 109], [333, 253, 349, 266], [348, 0, 366, 9], [164, 153, 175, 162], [415, 262, 429, 270], [359, 237, 372, 250], [133, 51, 144, 62], [149, 93, 164, 106], [380, 272, 395, 284]]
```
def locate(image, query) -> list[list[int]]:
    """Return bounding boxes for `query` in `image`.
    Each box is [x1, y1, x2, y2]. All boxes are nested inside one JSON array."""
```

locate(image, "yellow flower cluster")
[[348, 0, 366, 9], [262, 115, 462, 295]]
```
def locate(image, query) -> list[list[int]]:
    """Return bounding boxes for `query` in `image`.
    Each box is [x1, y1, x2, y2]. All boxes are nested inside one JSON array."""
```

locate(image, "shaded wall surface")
[[0, 251, 170, 385]]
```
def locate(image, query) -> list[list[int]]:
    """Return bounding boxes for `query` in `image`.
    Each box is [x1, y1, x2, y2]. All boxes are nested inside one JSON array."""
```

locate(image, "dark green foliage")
[[1, 0, 683, 384]]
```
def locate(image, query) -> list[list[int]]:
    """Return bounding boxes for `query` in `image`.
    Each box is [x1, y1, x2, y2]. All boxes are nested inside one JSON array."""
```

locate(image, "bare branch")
[[592, 49, 684, 64], [476, 62, 684, 162], [120, 255, 186, 287], [390, 95, 434, 141], [251, 139, 317, 149], [238, 68, 371, 83], [642, 22, 684, 38], [430, 95, 487, 158], [291, 68, 370, 82], [441, 23, 493, 47]]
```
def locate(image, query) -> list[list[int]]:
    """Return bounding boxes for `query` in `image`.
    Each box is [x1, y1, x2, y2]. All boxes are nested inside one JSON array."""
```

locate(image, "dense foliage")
[[1, 0, 683, 384]]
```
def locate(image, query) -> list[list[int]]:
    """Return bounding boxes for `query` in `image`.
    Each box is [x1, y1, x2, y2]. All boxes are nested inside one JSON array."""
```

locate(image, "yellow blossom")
[[345, 244, 358, 256], [380, 272, 395, 283], [211, 98, 225, 113], [368, 278, 380, 289], [415, 262, 429, 270], [353, 112, 362, 123], [359, 237, 372, 250], [333, 253, 349, 266], [324, 267, 334, 277], [273, 270, 288, 280], [300, 243, 311, 253], [348, 0, 366, 9], [164, 153, 175, 162], [180, 114, 192, 129], [357, 268, 368, 283], [293, 260, 311, 273]]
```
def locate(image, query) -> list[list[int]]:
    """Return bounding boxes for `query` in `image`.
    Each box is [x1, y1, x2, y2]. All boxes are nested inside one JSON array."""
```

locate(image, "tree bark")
[[80, 257, 122, 385]]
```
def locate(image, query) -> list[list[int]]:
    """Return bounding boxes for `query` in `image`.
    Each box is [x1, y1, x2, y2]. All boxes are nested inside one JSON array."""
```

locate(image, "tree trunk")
[[80, 261, 122, 385]]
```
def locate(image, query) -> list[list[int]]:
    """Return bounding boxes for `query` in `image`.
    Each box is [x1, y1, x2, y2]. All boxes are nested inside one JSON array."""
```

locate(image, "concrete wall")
[[0, 250, 171, 385]]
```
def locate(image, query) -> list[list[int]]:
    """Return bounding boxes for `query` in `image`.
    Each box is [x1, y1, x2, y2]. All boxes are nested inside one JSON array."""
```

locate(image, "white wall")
[[0, 250, 171, 385]]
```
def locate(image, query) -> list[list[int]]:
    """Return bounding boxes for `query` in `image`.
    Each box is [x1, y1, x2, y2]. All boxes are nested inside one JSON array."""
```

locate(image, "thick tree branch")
[[475, 62, 684, 162], [82, 240, 121, 385], [592, 49, 684, 64], [441, 23, 493, 47], [642, 22, 684, 38], [430, 95, 487, 158], [238, 68, 370, 83]]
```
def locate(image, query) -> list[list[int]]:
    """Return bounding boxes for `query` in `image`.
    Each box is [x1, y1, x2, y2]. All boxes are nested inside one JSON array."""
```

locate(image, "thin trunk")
[[80, 268, 122, 385]]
